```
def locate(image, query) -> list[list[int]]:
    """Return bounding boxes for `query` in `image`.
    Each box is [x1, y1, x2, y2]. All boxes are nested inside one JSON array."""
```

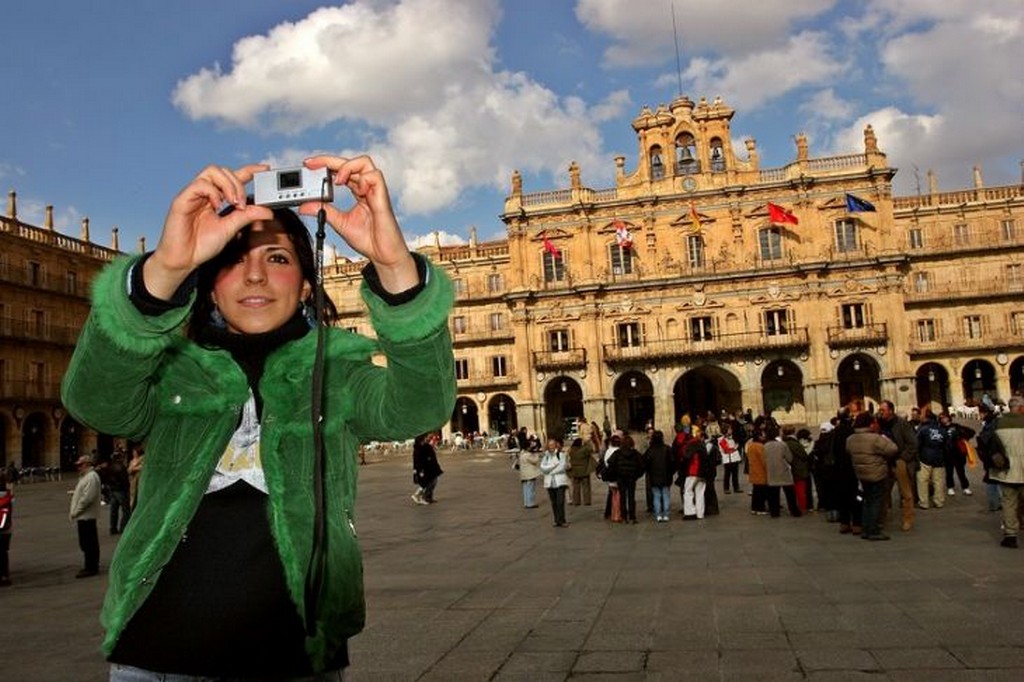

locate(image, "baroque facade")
[[0, 193, 120, 469], [326, 95, 1024, 439], [5, 95, 1023, 464]]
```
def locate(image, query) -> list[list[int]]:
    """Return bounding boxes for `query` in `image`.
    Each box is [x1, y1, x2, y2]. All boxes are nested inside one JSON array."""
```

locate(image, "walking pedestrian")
[[411, 433, 443, 505]]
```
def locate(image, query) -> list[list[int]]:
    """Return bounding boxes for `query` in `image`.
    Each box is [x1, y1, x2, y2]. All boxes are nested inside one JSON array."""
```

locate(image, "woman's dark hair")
[[189, 207, 338, 338], [649, 430, 664, 446]]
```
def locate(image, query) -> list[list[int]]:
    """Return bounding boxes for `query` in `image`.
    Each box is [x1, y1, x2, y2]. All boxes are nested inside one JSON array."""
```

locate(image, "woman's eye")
[[269, 253, 290, 264]]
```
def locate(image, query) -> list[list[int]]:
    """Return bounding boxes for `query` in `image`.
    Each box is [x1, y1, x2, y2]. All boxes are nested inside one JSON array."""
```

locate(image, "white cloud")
[[576, 0, 836, 66], [799, 88, 854, 121], [860, 2, 1024, 190], [680, 31, 846, 110], [406, 229, 466, 249], [172, 0, 613, 217]]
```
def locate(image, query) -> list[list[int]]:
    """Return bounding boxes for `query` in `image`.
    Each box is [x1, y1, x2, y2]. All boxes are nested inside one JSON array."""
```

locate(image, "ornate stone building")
[[0, 192, 121, 470], [326, 95, 1024, 439], [7, 94, 1023, 464]]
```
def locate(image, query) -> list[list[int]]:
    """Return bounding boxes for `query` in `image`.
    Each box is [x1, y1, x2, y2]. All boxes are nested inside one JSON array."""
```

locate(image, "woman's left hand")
[[297, 155, 417, 294]]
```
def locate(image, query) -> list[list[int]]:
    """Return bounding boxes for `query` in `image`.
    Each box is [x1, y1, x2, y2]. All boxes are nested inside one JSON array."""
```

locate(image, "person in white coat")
[[69, 455, 102, 578], [540, 437, 569, 527]]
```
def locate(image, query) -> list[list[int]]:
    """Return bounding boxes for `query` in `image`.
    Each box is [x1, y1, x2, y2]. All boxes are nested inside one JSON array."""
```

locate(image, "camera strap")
[[303, 198, 330, 636]]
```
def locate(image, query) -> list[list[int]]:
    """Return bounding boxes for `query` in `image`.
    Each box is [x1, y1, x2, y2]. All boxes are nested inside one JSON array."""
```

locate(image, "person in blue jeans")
[[643, 430, 675, 522], [518, 445, 541, 508]]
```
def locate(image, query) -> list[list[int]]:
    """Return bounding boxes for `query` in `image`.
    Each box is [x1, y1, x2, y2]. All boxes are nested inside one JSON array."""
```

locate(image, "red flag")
[[542, 236, 561, 257], [689, 201, 701, 231], [768, 202, 799, 225], [613, 220, 633, 249]]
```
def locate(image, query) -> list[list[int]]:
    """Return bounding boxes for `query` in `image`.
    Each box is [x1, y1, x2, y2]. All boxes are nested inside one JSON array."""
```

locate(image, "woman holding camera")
[[62, 156, 455, 680]]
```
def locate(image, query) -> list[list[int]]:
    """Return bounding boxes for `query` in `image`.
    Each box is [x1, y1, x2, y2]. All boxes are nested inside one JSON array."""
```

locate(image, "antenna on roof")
[[671, 0, 683, 97]]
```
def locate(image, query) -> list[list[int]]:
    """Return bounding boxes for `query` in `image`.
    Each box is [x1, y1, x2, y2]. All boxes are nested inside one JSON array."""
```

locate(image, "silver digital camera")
[[253, 167, 334, 207]]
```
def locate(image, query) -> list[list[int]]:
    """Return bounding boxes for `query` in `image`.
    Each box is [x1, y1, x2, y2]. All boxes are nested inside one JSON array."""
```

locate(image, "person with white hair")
[[69, 455, 102, 578]]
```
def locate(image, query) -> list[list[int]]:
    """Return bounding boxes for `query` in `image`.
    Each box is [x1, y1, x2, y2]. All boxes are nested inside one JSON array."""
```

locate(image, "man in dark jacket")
[[877, 400, 918, 531], [916, 407, 948, 509], [643, 431, 675, 522], [608, 435, 645, 523]]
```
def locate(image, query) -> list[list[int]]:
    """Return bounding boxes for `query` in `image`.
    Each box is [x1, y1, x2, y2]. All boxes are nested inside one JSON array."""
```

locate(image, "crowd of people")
[[507, 397, 1024, 547]]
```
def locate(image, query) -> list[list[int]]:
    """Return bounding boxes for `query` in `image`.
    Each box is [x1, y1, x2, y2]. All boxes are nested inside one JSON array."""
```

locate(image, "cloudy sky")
[[4, 0, 1022, 255]]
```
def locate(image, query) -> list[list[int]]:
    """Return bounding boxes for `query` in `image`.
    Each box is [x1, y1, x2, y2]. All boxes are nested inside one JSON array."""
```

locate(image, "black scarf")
[[197, 311, 311, 417]]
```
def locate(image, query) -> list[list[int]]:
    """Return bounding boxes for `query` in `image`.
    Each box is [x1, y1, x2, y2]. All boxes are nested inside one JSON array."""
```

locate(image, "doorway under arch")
[[837, 353, 881, 410], [915, 362, 950, 413], [673, 365, 742, 424], [486, 394, 518, 436], [613, 371, 654, 433], [762, 360, 806, 423], [544, 377, 584, 439]]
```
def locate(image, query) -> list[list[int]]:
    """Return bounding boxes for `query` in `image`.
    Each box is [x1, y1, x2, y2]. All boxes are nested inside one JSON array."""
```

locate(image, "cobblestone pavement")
[[6, 448, 1023, 681]]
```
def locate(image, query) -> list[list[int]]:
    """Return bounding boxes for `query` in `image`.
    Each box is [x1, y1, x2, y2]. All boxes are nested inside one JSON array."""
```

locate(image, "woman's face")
[[211, 220, 311, 334]]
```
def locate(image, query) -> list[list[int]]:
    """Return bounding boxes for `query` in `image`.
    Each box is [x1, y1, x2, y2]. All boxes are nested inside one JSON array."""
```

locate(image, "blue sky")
[[4, 0, 1022, 257]]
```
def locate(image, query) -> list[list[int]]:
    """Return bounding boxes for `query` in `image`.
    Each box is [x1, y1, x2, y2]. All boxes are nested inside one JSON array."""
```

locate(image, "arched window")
[[675, 133, 698, 174], [709, 138, 725, 172], [650, 145, 665, 180]]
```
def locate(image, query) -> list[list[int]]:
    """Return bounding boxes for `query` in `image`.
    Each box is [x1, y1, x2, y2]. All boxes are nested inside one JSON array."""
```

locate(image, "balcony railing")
[[456, 373, 519, 389], [533, 347, 587, 371], [893, 184, 1023, 210], [826, 323, 889, 348], [904, 278, 1024, 304], [0, 317, 83, 346], [602, 328, 809, 363], [0, 380, 63, 401], [908, 329, 1024, 355], [451, 327, 516, 345]]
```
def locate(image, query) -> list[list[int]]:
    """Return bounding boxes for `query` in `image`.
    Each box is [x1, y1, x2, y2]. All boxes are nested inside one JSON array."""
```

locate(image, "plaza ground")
[[5, 446, 1023, 681]]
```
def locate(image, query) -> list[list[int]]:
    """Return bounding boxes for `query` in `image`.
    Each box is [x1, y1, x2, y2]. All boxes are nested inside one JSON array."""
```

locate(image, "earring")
[[210, 306, 226, 328], [302, 302, 318, 329]]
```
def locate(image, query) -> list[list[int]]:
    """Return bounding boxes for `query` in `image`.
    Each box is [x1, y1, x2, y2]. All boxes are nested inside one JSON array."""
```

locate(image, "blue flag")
[[845, 193, 876, 212]]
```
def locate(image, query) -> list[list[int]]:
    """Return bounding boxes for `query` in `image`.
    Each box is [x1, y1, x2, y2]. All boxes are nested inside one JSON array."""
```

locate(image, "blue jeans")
[[522, 478, 537, 507], [652, 486, 671, 517], [987, 482, 1002, 511], [109, 664, 343, 681]]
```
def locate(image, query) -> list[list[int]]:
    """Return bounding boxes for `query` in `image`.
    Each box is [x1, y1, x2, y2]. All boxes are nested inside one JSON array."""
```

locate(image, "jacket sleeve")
[[61, 256, 191, 440], [343, 255, 456, 442]]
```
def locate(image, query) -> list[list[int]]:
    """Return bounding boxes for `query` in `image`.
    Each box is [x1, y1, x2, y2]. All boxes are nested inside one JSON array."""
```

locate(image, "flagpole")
[[671, 0, 683, 97]]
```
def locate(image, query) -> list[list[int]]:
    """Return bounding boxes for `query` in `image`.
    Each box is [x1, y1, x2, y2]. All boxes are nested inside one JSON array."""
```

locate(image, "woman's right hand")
[[144, 164, 273, 301]]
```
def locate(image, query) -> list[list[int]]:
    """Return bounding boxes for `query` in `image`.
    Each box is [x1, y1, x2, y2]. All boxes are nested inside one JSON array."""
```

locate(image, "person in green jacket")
[[61, 156, 455, 680]]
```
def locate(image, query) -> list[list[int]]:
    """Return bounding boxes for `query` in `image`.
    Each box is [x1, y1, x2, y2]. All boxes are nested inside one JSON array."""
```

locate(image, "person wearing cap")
[[61, 157, 455, 679], [69, 455, 102, 578]]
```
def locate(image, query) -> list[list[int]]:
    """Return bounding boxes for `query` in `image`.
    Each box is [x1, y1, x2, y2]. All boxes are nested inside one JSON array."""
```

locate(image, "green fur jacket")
[[61, 255, 455, 671]]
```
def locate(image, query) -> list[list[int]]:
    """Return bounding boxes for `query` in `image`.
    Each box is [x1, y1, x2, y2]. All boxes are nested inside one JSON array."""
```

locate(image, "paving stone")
[[7, 453, 1024, 680]]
